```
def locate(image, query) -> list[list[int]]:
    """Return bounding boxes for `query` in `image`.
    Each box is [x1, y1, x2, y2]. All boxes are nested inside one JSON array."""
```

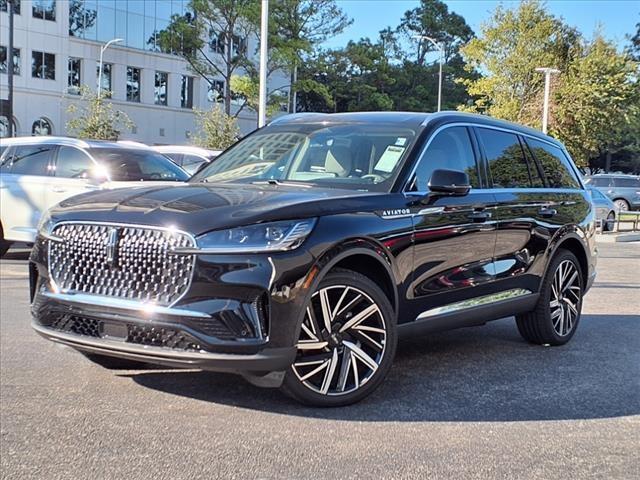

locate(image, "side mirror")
[[428, 169, 471, 196]]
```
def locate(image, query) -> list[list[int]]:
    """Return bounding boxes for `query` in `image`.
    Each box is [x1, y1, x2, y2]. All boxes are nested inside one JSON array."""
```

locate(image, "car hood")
[[49, 182, 388, 235]]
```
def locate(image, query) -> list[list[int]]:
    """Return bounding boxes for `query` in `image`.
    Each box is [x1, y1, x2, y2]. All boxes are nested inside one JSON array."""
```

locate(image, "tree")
[[629, 20, 639, 60], [192, 107, 240, 150], [552, 36, 640, 168], [459, 0, 580, 125], [157, 0, 259, 116], [66, 87, 134, 140], [269, 0, 351, 112]]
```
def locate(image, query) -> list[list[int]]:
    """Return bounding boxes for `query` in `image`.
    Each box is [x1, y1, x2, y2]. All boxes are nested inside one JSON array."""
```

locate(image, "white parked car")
[[154, 145, 221, 175], [0, 136, 189, 255]]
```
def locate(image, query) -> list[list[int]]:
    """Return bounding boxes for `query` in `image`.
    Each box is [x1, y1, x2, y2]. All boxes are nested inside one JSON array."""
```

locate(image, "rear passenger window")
[[478, 128, 538, 188], [526, 139, 580, 189], [10, 145, 54, 176], [613, 177, 640, 188], [412, 126, 479, 191], [586, 177, 610, 187]]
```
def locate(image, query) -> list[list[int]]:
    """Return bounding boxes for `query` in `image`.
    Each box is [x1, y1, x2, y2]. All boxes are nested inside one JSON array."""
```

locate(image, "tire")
[[281, 268, 397, 407], [613, 198, 629, 212], [0, 223, 11, 258], [81, 352, 150, 370], [603, 211, 616, 232], [516, 249, 584, 346]]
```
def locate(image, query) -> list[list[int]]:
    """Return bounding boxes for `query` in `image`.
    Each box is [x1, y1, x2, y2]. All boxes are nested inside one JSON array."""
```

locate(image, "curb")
[[597, 232, 640, 243]]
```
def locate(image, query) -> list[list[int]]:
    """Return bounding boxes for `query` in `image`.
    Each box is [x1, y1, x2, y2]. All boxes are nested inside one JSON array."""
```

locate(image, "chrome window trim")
[[416, 288, 533, 320], [404, 121, 568, 194], [46, 220, 197, 309]]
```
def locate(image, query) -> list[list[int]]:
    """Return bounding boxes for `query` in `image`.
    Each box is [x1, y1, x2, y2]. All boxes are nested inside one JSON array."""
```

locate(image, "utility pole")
[[7, 0, 15, 136], [413, 35, 444, 112], [97, 38, 123, 95], [535, 67, 560, 134], [258, 0, 268, 128]]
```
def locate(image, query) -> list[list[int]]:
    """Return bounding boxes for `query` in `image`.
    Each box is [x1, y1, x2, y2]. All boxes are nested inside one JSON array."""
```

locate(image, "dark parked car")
[[30, 112, 597, 406], [584, 174, 640, 211], [588, 187, 618, 231]]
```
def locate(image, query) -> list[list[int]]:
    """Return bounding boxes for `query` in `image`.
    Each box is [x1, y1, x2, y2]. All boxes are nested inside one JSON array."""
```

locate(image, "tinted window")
[[478, 128, 532, 188], [413, 126, 479, 191], [613, 177, 640, 188], [527, 139, 580, 189], [90, 148, 189, 182], [589, 188, 607, 201], [55, 146, 94, 178], [163, 153, 183, 164], [10, 145, 53, 175], [585, 177, 611, 187], [0, 146, 12, 172]]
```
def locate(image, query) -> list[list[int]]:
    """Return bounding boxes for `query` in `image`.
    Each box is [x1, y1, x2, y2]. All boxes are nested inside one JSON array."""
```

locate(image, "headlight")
[[196, 218, 317, 253], [37, 210, 54, 236]]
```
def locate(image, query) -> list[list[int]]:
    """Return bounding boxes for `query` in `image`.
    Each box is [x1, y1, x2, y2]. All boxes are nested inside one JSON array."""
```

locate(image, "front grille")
[[127, 325, 201, 351], [50, 315, 101, 337], [48, 223, 195, 306]]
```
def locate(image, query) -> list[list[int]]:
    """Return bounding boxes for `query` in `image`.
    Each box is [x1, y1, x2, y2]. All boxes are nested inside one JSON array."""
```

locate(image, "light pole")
[[7, 0, 15, 136], [413, 35, 444, 112], [97, 38, 123, 95], [535, 67, 560, 134], [258, 0, 269, 128]]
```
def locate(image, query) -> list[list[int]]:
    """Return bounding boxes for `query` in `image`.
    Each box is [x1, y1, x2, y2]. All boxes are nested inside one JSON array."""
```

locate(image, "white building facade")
[[0, 0, 288, 144]]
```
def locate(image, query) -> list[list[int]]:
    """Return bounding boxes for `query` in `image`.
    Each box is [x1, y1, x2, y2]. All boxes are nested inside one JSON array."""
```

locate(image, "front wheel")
[[614, 198, 629, 212], [604, 211, 616, 232], [281, 269, 397, 406], [516, 250, 583, 346]]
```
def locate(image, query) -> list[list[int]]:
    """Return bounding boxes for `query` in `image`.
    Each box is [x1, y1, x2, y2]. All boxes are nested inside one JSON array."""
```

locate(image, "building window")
[[155, 71, 168, 106], [127, 66, 141, 102], [232, 35, 247, 56], [181, 75, 193, 109], [32, 117, 53, 136], [207, 80, 224, 103], [32, 0, 55, 21], [32, 51, 55, 79], [0, 116, 17, 138], [0, 0, 21, 14], [0, 46, 20, 75], [96, 61, 112, 94], [68, 57, 81, 94], [209, 30, 224, 54]]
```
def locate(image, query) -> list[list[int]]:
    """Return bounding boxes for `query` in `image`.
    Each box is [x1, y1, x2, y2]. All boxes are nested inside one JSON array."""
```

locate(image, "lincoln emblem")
[[105, 227, 120, 267]]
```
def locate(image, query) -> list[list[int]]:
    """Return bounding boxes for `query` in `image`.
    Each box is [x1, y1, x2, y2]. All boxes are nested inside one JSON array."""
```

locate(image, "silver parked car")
[[154, 145, 221, 175], [588, 187, 618, 231], [584, 174, 640, 211]]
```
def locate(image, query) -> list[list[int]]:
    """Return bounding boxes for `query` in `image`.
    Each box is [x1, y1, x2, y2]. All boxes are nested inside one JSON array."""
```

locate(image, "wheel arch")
[[548, 233, 590, 289]]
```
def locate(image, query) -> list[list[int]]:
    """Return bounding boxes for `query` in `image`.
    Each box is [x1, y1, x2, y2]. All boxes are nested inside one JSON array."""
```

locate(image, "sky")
[[324, 0, 639, 50]]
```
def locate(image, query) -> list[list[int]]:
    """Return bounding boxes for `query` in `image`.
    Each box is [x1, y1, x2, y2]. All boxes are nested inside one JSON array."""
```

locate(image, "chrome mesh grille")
[[48, 223, 195, 306]]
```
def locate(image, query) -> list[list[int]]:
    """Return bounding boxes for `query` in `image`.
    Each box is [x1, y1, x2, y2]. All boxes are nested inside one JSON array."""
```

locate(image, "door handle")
[[51, 186, 66, 193], [538, 207, 557, 218], [467, 211, 492, 222]]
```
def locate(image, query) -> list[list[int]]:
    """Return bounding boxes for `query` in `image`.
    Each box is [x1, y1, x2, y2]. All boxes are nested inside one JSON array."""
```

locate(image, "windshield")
[[90, 148, 189, 182], [190, 124, 418, 191]]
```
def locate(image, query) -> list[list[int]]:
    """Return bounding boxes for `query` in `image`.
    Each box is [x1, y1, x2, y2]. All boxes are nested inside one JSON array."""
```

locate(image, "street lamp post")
[[97, 38, 123, 95], [7, 0, 15, 136], [258, 0, 269, 128], [535, 67, 560, 134], [413, 35, 444, 112]]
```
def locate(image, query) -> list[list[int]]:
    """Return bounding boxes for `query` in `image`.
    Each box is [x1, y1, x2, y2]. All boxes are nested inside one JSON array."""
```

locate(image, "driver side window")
[[411, 126, 480, 192]]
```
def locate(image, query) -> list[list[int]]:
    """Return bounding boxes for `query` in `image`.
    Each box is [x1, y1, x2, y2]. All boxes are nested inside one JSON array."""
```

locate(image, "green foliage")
[[552, 36, 640, 168], [192, 107, 240, 150], [459, 0, 580, 124], [66, 87, 134, 141]]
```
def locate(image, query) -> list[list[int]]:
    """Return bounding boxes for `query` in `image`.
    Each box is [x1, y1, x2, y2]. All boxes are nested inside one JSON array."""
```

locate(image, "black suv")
[[30, 112, 596, 406]]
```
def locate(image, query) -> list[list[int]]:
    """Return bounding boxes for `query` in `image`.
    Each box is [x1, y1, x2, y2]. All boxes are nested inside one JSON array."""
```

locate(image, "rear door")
[[0, 144, 55, 242], [406, 125, 498, 320], [48, 146, 100, 207]]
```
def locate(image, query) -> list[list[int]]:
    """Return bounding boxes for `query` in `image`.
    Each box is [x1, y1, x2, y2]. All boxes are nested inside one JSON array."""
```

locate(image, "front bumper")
[[32, 322, 296, 373]]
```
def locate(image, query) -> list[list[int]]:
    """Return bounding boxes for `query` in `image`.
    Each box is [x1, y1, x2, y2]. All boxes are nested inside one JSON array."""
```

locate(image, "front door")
[[48, 146, 100, 207], [405, 125, 497, 321]]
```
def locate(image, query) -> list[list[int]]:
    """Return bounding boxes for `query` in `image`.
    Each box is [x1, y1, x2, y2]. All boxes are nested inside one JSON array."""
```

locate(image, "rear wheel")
[[0, 224, 11, 257], [516, 250, 583, 346], [281, 269, 397, 406], [604, 211, 616, 232], [614, 198, 629, 212]]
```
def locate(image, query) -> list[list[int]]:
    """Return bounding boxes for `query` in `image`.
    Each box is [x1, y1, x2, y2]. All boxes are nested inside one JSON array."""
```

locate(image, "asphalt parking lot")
[[1, 241, 638, 479]]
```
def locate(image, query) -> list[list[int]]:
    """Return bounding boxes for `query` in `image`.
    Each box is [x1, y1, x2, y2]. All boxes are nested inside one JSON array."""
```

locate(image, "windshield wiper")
[[251, 180, 312, 188]]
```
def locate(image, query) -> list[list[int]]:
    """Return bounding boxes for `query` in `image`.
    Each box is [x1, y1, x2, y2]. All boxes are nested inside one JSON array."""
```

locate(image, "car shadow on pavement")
[[125, 314, 640, 422]]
